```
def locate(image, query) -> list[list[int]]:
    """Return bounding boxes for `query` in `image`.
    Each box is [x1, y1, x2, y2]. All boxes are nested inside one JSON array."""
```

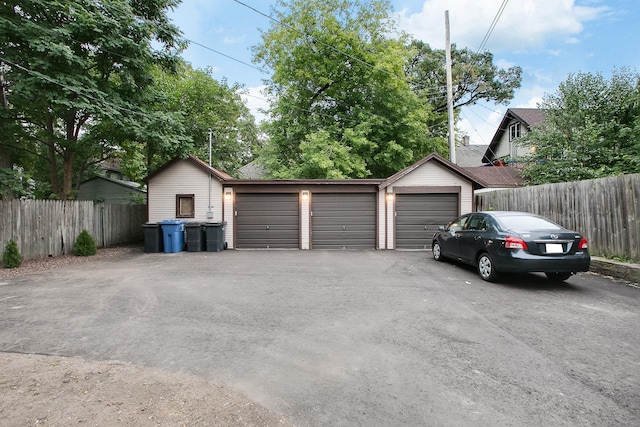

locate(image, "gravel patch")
[[0, 245, 143, 280]]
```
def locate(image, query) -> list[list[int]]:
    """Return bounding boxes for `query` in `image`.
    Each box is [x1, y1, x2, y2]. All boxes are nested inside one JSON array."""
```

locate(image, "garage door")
[[312, 193, 376, 249], [395, 193, 458, 249], [235, 193, 299, 249]]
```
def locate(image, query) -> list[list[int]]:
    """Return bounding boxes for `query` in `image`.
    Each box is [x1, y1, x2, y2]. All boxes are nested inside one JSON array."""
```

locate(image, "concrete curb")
[[590, 257, 640, 285]]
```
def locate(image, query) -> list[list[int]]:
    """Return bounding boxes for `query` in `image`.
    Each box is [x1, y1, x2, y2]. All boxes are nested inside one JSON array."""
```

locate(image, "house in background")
[[455, 135, 489, 167], [77, 176, 146, 204], [482, 108, 545, 165]]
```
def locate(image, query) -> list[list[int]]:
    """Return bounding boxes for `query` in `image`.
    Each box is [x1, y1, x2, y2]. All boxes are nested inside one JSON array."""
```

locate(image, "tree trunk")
[[0, 66, 13, 200], [62, 150, 75, 199]]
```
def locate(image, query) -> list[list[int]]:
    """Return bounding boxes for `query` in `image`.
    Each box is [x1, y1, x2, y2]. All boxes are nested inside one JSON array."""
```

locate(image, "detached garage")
[[146, 152, 485, 251]]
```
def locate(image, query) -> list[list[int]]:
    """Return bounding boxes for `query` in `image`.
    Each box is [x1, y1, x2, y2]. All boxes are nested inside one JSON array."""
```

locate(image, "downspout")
[[207, 129, 214, 219]]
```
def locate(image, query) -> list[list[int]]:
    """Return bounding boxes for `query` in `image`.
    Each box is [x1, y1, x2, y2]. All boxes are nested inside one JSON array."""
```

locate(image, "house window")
[[176, 194, 195, 218], [509, 123, 521, 141]]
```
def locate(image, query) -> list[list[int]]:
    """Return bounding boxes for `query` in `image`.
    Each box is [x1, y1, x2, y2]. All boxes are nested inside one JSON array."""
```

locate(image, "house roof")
[[456, 144, 489, 167], [463, 166, 524, 188], [80, 175, 146, 192], [380, 152, 487, 190], [482, 108, 546, 164], [145, 154, 233, 182]]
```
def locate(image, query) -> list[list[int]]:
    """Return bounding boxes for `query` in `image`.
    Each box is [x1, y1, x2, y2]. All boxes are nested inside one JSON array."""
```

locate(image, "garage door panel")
[[236, 193, 299, 249], [312, 193, 376, 249], [396, 193, 458, 249]]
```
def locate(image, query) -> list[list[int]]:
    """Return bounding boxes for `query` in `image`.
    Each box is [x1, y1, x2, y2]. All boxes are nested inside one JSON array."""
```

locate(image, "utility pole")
[[207, 129, 214, 219], [445, 10, 456, 164]]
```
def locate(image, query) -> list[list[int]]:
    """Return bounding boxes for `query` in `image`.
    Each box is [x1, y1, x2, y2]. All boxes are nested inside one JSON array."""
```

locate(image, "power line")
[[477, 0, 509, 53]]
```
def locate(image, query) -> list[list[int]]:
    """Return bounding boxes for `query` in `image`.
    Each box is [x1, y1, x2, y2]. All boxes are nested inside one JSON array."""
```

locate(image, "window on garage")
[[176, 194, 195, 218]]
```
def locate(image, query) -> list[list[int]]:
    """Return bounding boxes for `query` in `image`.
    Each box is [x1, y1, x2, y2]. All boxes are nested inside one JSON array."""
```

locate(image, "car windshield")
[[497, 215, 562, 231]]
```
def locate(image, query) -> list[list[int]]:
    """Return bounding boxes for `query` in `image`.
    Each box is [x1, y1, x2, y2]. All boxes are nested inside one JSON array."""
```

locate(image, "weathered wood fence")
[[0, 200, 146, 261], [476, 174, 640, 262]]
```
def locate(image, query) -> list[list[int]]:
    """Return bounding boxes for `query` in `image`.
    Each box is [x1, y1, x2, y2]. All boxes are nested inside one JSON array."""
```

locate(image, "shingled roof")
[[463, 166, 524, 188]]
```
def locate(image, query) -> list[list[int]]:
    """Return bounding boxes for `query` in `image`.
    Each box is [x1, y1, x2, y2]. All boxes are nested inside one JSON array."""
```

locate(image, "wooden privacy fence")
[[0, 200, 146, 261], [476, 174, 640, 262]]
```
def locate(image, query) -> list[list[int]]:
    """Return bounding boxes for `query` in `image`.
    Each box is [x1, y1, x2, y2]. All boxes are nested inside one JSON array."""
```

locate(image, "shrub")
[[74, 230, 97, 256], [2, 239, 22, 268]]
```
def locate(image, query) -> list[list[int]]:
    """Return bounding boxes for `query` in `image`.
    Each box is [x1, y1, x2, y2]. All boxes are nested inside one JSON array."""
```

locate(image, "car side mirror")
[[438, 225, 445, 231]]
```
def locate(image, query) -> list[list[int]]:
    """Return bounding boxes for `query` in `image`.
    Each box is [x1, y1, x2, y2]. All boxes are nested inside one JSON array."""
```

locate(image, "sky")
[[168, 0, 640, 146]]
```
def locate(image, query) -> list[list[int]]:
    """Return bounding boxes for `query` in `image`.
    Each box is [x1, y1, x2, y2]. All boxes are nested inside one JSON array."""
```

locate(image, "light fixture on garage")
[[224, 191, 232, 202], [386, 193, 395, 202], [301, 191, 309, 202]]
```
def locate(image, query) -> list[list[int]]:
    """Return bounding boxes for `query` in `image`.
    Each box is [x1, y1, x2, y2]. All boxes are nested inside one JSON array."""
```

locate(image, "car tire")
[[432, 241, 444, 261], [545, 272, 572, 282], [477, 252, 499, 282]]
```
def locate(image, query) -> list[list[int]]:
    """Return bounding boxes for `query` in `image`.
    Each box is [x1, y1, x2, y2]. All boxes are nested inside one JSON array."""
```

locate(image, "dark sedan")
[[432, 211, 590, 282]]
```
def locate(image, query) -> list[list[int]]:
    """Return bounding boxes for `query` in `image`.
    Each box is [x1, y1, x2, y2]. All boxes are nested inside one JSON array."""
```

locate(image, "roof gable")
[[380, 152, 487, 189], [145, 154, 233, 182], [483, 108, 546, 163]]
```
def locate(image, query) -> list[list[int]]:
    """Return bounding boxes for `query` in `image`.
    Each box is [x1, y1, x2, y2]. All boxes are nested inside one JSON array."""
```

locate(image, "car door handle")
[[474, 236, 482, 241]]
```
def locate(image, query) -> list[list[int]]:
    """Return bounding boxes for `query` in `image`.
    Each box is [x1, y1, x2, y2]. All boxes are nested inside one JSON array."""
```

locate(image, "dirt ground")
[[0, 247, 293, 426], [0, 353, 292, 426]]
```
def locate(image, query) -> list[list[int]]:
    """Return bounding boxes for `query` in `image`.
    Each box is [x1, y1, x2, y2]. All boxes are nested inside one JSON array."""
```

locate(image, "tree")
[[522, 69, 640, 184], [93, 62, 259, 181], [405, 40, 522, 140], [253, 0, 446, 179], [0, 0, 183, 199]]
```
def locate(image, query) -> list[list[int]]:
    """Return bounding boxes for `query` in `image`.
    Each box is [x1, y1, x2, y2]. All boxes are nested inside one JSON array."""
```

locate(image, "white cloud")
[[397, 0, 608, 52], [223, 36, 246, 45]]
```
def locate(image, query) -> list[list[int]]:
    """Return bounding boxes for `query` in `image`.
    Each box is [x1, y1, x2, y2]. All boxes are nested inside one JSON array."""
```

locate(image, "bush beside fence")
[[476, 173, 640, 262], [0, 200, 146, 261]]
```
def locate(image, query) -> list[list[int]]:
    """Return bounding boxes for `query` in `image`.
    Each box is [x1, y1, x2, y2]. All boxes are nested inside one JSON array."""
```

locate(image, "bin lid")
[[186, 222, 204, 227], [203, 221, 227, 227], [161, 219, 188, 225]]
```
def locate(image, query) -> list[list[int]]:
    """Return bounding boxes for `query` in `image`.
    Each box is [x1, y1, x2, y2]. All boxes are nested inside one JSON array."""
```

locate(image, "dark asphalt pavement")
[[1, 250, 639, 426]]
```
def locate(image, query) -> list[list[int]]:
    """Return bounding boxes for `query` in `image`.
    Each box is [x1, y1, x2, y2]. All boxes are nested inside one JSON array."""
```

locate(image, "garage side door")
[[312, 193, 376, 249], [396, 193, 458, 249], [235, 193, 299, 249]]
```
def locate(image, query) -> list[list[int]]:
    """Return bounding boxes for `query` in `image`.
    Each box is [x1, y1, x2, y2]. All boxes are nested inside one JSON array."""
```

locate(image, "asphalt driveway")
[[1, 250, 639, 426]]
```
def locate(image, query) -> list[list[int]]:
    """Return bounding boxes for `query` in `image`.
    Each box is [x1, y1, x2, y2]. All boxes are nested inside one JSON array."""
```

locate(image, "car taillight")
[[505, 236, 528, 250], [578, 238, 588, 249]]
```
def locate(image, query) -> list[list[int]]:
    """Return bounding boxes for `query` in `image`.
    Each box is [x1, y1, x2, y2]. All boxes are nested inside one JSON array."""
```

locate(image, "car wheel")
[[432, 241, 444, 261], [477, 252, 499, 282], [545, 272, 572, 282]]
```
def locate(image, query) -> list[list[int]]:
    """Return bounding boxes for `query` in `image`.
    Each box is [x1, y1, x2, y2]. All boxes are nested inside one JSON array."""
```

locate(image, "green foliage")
[[0, 0, 183, 199], [74, 230, 97, 257], [2, 239, 22, 268], [405, 40, 522, 140], [254, 0, 447, 179], [522, 69, 640, 184]]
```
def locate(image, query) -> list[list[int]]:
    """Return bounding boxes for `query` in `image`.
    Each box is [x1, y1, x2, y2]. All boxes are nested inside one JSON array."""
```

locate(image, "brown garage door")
[[312, 193, 376, 249], [395, 193, 458, 249], [235, 193, 299, 249]]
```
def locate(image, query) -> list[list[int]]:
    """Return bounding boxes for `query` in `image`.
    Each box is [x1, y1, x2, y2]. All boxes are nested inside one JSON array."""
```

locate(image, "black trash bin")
[[186, 222, 206, 252], [203, 221, 227, 252], [142, 222, 164, 253]]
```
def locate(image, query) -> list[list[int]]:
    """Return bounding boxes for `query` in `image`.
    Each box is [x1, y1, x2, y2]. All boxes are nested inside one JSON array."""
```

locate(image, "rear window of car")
[[497, 215, 562, 231]]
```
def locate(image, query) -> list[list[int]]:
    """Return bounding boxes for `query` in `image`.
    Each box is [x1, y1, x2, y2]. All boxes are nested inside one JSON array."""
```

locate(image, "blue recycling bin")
[[160, 219, 187, 253]]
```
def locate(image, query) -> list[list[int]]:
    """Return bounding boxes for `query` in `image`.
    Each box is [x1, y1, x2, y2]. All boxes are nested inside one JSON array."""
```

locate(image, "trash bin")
[[203, 221, 227, 252], [185, 222, 206, 252], [142, 222, 164, 253], [160, 219, 187, 253]]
